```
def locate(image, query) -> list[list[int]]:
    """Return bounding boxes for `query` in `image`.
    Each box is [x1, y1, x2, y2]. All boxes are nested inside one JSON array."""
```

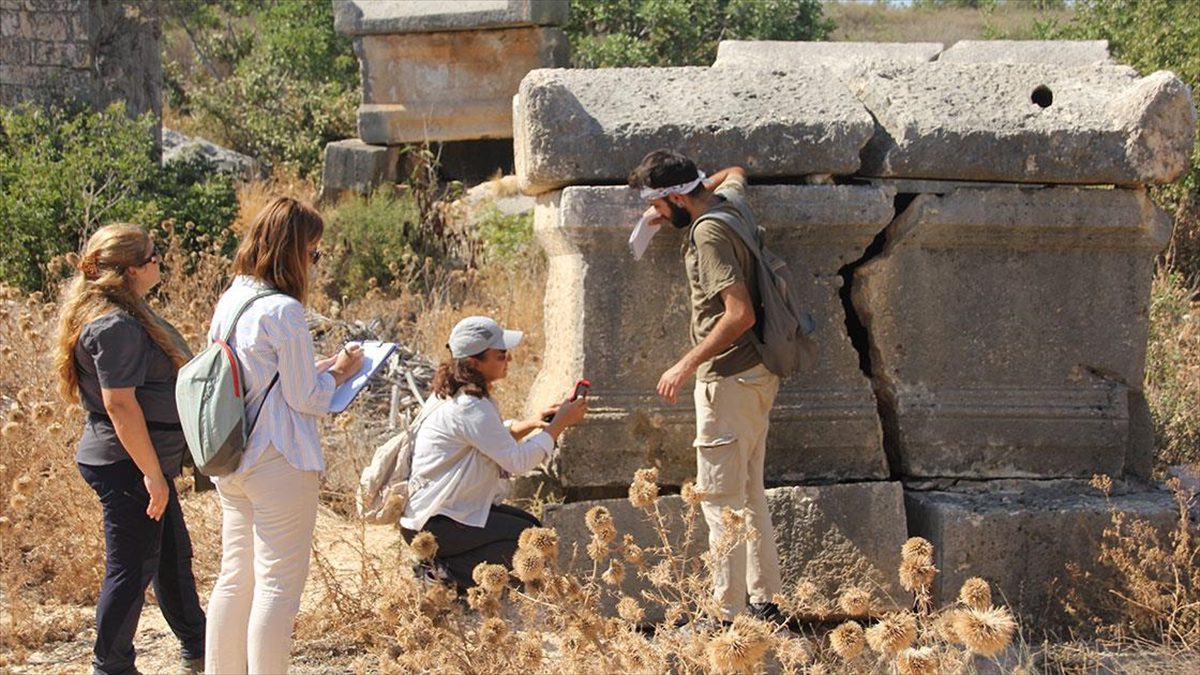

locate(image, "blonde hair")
[[232, 196, 324, 303], [54, 223, 191, 404]]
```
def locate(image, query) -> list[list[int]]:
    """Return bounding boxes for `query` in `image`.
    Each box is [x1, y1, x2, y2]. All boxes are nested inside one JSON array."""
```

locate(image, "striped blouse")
[[207, 276, 335, 474]]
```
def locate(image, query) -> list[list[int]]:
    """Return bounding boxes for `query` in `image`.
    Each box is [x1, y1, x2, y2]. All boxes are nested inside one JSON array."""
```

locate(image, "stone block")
[[850, 63, 1196, 185], [713, 40, 943, 71], [318, 139, 399, 200], [333, 0, 568, 36], [29, 39, 88, 68], [0, 36, 28, 63], [1, 9, 20, 37], [852, 187, 1170, 479], [514, 66, 875, 194], [939, 40, 1111, 66], [543, 482, 909, 621], [356, 26, 567, 144], [906, 481, 1177, 631], [529, 184, 890, 489], [163, 128, 260, 181], [28, 12, 66, 41]]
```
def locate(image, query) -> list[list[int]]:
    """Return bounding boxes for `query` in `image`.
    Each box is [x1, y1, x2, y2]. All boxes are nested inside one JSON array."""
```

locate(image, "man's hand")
[[657, 360, 695, 405]]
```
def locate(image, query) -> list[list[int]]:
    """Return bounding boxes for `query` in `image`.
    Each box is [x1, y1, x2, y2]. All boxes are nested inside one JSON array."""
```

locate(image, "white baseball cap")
[[447, 316, 523, 358]]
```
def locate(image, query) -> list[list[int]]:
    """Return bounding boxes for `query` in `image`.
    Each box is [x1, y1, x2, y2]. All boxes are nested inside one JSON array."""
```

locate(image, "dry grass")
[[826, 1, 1073, 45]]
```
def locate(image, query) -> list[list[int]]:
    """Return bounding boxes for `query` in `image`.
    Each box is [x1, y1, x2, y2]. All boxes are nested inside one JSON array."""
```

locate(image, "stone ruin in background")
[[322, 0, 569, 198], [0, 0, 161, 139], [510, 40, 1196, 629]]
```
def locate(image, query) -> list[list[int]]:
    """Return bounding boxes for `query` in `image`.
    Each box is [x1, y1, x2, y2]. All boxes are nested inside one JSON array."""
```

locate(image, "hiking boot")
[[180, 657, 204, 674], [413, 559, 453, 586], [748, 601, 791, 629]]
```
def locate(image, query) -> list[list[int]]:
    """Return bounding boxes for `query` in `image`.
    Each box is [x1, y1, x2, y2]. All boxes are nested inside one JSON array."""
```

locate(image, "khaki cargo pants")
[[693, 363, 782, 620]]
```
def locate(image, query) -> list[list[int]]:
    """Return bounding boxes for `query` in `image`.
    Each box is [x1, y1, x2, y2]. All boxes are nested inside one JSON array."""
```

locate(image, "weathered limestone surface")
[[529, 184, 890, 489], [906, 481, 1177, 626], [318, 139, 399, 201], [514, 67, 876, 194], [713, 40, 942, 72], [163, 129, 258, 180], [356, 27, 567, 143], [1, 0, 161, 125], [332, 0, 568, 36], [939, 40, 1111, 66], [543, 482, 909, 620], [853, 187, 1170, 479], [851, 63, 1196, 185]]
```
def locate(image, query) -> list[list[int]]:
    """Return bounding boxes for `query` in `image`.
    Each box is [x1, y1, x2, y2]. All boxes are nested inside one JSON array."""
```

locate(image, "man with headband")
[[628, 149, 786, 628]]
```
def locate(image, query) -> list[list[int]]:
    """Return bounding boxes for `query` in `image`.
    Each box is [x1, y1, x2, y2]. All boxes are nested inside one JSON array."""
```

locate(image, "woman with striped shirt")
[[203, 197, 363, 674]]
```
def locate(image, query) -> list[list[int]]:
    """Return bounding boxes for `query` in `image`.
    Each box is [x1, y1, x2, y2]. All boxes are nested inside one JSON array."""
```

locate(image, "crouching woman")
[[400, 316, 587, 588]]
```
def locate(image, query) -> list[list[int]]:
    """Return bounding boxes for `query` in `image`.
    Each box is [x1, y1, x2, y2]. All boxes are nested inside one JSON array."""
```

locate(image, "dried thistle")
[[958, 577, 992, 611], [11, 474, 34, 496], [8, 494, 27, 511], [647, 560, 672, 588], [617, 596, 645, 624], [681, 479, 705, 506], [517, 638, 543, 669], [933, 609, 963, 643], [585, 505, 612, 533], [1, 422, 19, 438], [829, 620, 865, 661], [901, 537, 935, 565], [952, 606, 1016, 657], [517, 526, 559, 561], [419, 582, 458, 617], [838, 587, 873, 617], [899, 558, 938, 594], [602, 559, 625, 586], [706, 616, 773, 674], [466, 586, 500, 617], [620, 534, 645, 566], [478, 617, 508, 646], [409, 532, 437, 561], [31, 402, 53, 422], [897, 646, 939, 675], [628, 467, 660, 509], [587, 536, 609, 563], [511, 548, 545, 583], [865, 611, 917, 656], [472, 563, 508, 595]]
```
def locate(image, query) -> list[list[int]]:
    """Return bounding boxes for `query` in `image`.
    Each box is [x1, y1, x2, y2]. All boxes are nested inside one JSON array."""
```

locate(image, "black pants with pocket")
[[78, 460, 206, 675], [403, 503, 540, 589]]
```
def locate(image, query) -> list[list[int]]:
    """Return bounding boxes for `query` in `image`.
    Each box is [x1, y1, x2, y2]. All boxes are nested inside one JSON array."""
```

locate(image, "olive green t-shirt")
[[684, 175, 762, 382]]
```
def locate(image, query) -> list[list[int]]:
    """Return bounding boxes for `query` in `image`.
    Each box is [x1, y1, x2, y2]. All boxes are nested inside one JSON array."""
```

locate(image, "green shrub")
[[474, 206, 534, 262], [322, 186, 424, 299], [165, 0, 359, 178], [566, 0, 834, 68], [0, 102, 238, 291], [1042, 0, 1200, 278], [1144, 267, 1200, 466]]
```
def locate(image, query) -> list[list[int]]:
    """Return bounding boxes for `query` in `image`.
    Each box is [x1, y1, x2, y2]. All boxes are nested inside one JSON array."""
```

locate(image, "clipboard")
[[329, 341, 398, 413]]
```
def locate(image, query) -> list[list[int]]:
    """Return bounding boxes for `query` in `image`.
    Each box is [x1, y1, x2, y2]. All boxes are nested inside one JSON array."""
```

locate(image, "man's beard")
[[667, 201, 692, 229]]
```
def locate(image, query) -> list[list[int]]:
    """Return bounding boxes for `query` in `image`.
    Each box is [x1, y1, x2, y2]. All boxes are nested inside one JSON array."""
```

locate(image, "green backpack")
[[176, 290, 281, 477]]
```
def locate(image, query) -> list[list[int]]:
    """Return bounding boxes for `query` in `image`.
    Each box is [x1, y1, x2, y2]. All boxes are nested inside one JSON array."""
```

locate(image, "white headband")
[[639, 171, 707, 201]]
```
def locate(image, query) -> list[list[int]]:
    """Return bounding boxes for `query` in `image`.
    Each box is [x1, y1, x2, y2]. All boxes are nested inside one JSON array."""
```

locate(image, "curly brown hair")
[[430, 357, 489, 399]]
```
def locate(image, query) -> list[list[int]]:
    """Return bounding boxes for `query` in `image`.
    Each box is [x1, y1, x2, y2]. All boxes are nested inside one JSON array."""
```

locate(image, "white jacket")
[[400, 393, 552, 531]]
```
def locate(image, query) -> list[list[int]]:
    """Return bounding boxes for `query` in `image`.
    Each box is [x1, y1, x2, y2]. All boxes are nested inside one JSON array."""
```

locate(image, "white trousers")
[[694, 363, 783, 620], [205, 447, 319, 674]]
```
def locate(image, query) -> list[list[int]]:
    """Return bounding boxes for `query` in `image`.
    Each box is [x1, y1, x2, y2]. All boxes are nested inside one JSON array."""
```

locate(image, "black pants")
[[78, 460, 206, 675], [403, 503, 540, 589]]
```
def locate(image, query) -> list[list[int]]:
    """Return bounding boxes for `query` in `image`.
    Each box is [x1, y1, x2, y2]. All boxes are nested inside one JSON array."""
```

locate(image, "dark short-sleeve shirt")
[[74, 311, 187, 477], [684, 175, 763, 381]]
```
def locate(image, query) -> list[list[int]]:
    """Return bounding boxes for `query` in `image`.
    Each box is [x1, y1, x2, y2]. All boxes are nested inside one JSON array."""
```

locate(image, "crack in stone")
[[836, 193, 920, 480]]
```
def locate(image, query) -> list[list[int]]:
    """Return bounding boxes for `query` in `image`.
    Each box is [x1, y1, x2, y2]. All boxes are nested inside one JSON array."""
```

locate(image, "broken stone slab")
[[333, 0, 569, 36], [542, 482, 909, 622], [356, 27, 567, 144], [162, 128, 259, 181], [850, 63, 1196, 185], [713, 40, 943, 72], [905, 480, 1178, 633], [853, 187, 1170, 479], [939, 40, 1112, 66], [514, 67, 876, 194], [318, 139, 399, 201], [528, 184, 890, 489]]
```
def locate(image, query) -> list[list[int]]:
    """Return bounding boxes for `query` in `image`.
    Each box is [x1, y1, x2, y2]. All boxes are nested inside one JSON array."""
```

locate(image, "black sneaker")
[[747, 601, 790, 628]]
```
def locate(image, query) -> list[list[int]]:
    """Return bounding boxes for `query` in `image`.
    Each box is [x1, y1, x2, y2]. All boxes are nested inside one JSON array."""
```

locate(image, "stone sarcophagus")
[[527, 185, 892, 489], [853, 186, 1171, 479], [333, 0, 569, 145]]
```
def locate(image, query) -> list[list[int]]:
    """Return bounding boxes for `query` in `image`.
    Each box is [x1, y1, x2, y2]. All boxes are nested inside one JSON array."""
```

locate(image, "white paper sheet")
[[628, 211, 661, 260], [329, 341, 398, 413]]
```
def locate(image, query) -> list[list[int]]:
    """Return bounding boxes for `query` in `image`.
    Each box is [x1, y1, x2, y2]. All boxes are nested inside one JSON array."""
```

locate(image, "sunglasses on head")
[[137, 244, 161, 267]]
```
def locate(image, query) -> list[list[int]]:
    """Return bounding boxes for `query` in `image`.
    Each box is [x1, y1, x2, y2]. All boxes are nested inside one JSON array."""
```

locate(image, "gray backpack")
[[699, 203, 818, 377], [176, 291, 281, 477]]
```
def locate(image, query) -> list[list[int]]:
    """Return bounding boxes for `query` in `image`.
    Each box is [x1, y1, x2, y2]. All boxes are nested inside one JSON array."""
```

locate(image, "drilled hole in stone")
[[1031, 85, 1053, 108]]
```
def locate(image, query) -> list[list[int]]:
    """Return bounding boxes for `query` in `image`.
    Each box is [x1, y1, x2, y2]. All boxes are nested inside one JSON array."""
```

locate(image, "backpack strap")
[[694, 203, 767, 263], [221, 288, 283, 437]]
